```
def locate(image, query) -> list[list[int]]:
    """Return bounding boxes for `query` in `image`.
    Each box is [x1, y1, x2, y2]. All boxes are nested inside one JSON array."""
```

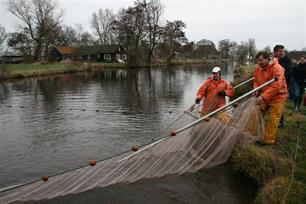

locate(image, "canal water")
[[0, 64, 256, 203]]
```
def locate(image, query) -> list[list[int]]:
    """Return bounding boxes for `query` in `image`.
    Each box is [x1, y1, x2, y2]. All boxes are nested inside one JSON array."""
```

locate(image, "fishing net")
[[0, 97, 264, 204]]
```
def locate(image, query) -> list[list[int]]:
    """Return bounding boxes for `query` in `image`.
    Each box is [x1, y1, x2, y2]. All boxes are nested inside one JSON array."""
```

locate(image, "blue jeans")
[[292, 82, 305, 109], [287, 78, 295, 100]]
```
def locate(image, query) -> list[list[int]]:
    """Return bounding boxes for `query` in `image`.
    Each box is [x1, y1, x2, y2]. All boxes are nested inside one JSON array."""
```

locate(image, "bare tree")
[[112, 8, 134, 64], [218, 39, 231, 59], [7, 31, 33, 57], [161, 20, 187, 63], [182, 41, 195, 58], [44, 24, 95, 50], [7, 0, 63, 60], [263, 45, 271, 53], [236, 42, 248, 64], [235, 39, 256, 64], [132, 1, 147, 65], [91, 8, 116, 45], [54, 25, 78, 46], [229, 41, 238, 61], [193, 39, 217, 59], [74, 24, 95, 46], [246, 38, 256, 63], [144, 0, 163, 65], [78, 32, 95, 46], [112, 1, 148, 67], [0, 25, 7, 54], [112, 0, 186, 66]]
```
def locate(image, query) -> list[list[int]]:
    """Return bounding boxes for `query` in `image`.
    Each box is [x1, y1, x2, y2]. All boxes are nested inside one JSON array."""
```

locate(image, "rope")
[[281, 120, 302, 204]]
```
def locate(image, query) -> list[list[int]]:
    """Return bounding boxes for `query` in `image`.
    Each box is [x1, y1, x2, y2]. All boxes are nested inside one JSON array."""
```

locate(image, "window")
[[104, 54, 111, 61], [116, 54, 121, 60], [122, 54, 127, 60]]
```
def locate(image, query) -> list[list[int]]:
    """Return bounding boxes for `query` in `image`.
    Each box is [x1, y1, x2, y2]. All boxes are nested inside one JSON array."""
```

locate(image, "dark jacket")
[[293, 62, 306, 87], [279, 55, 292, 83]]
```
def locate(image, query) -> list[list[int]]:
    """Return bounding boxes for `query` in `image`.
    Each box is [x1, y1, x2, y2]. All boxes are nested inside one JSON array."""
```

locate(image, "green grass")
[[231, 143, 292, 185], [0, 62, 127, 80], [0, 59, 228, 80], [277, 103, 306, 185], [254, 177, 305, 204], [1, 63, 75, 79], [5, 63, 68, 72]]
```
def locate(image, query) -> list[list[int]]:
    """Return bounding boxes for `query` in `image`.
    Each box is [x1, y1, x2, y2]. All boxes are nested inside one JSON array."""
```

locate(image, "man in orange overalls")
[[253, 51, 288, 145], [192, 67, 234, 124]]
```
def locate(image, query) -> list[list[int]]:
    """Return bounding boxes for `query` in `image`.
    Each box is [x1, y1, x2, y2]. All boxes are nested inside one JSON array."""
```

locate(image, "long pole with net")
[[119, 77, 277, 162]]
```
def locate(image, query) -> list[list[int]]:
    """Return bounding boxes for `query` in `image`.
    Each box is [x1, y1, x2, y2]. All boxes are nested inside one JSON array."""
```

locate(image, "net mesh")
[[0, 97, 264, 204]]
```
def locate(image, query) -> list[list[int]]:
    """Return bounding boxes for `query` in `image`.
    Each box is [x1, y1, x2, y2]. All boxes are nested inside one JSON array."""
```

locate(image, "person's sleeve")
[[302, 64, 306, 82], [224, 82, 234, 97], [285, 57, 292, 79], [261, 65, 284, 101], [253, 67, 260, 88], [196, 81, 208, 100]]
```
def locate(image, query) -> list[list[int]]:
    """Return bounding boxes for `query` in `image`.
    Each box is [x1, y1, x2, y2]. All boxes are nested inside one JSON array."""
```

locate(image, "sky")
[[0, 0, 305, 50]]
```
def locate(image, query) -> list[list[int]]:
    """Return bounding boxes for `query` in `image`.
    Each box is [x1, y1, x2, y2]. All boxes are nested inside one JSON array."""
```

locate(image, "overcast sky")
[[0, 0, 305, 50]]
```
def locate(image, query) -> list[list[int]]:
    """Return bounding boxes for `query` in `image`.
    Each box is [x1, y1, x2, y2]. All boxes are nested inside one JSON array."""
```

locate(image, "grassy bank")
[[0, 59, 228, 81], [0, 62, 126, 80], [230, 65, 306, 203]]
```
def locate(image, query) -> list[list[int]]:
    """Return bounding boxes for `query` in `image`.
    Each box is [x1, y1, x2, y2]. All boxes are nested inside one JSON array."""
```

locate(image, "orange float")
[[131, 145, 139, 152], [170, 130, 177, 136], [42, 176, 49, 181], [204, 117, 210, 122], [89, 160, 97, 166]]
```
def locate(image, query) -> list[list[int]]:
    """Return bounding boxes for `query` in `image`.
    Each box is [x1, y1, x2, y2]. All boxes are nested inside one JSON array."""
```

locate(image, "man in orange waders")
[[253, 51, 288, 145], [192, 67, 234, 124]]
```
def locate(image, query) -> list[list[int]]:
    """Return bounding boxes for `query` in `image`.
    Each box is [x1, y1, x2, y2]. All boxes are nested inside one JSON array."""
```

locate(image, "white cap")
[[212, 67, 221, 73]]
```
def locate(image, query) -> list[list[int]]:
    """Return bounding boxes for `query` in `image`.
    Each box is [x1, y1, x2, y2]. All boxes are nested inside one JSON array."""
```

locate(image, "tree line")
[[0, 0, 304, 66], [0, 0, 187, 66]]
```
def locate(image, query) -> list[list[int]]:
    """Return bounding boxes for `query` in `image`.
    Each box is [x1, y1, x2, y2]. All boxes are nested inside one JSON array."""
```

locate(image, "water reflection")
[[0, 83, 10, 101], [0, 64, 236, 193]]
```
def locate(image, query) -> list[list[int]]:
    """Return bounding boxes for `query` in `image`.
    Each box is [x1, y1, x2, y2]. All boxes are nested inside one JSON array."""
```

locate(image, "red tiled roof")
[[55, 46, 78, 55]]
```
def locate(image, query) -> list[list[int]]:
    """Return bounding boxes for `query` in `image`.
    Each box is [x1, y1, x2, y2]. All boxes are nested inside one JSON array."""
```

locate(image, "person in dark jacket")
[[292, 56, 306, 111], [274, 45, 293, 96], [273, 45, 291, 127]]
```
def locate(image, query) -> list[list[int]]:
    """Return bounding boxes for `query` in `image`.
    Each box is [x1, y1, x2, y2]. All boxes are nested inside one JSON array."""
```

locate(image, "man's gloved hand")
[[252, 91, 260, 97], [195, 98, 201, 104], [255, 96, 264, 105], [217, 90, 226, 96], [188, 104, 195, 112]]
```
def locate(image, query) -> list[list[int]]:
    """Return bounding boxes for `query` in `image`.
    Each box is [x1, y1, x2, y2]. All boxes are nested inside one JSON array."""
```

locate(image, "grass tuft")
[[254, 176, 305, 204], [231, 143, 292, 185]]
